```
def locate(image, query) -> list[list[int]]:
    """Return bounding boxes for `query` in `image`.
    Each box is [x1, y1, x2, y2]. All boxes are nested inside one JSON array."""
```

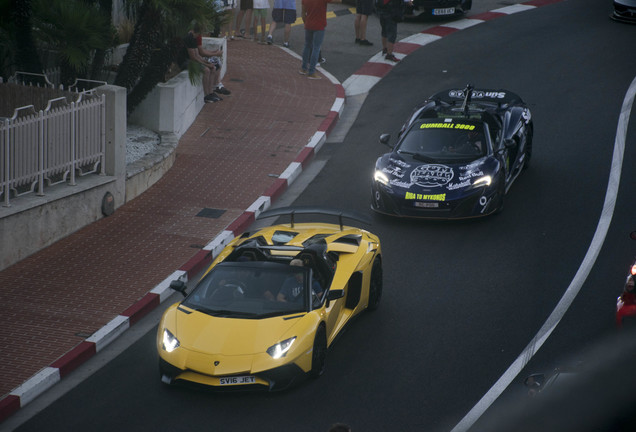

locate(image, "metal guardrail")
[[0, 89, 106, 207]]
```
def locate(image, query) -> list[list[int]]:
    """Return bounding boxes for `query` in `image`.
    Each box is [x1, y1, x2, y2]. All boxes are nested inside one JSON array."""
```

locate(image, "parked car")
[[405, 0, 472, 19]]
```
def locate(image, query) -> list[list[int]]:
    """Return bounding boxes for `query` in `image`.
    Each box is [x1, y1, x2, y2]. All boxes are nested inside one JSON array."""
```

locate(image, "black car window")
[[398, 120, 487, 159]]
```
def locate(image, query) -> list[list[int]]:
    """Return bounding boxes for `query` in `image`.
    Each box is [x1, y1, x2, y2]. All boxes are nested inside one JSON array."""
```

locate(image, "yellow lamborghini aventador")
[[157, 207, 383, 390]]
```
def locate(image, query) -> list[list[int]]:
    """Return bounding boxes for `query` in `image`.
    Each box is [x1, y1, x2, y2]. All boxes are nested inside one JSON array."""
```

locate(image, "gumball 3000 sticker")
[[410, 164, 453, 187]]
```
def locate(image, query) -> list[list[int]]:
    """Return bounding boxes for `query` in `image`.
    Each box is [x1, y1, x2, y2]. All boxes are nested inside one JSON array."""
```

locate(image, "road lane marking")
[[450, 76, 636, 432]]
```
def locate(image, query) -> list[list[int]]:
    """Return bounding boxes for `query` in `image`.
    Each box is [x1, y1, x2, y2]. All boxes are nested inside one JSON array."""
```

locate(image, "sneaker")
[[299, 68, 308, 75], [355, 38, 361, 44], [385, 53, 400, 62], [215, 86, 231, 95], [319, 57, 326, 64], [307, 72, 322, 80], [204, 93, 222, 103], [359, 39, 373, 46], [267, 35, 273, 45], [283, 42, 289, 48], [382, 48, 387, 55]]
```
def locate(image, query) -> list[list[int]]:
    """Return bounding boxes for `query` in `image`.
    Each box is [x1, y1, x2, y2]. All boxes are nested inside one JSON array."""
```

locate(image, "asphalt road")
[[7, 1, 636, 431]]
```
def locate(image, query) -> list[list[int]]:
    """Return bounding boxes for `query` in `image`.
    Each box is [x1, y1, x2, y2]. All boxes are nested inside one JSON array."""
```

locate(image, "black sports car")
[[371, 85, 533, 219], [611, 0, 636, 23], [405, 0, 471, 19]]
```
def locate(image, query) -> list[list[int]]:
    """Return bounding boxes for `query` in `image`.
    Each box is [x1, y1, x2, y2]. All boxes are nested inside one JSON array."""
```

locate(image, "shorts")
[[240, 0, 253, 10], [378, 12, 398, 43], [204, 56, 221, 70], [271, 8, 297, 24], [253, 8, 267, 18], [356, 0, 374, 16]]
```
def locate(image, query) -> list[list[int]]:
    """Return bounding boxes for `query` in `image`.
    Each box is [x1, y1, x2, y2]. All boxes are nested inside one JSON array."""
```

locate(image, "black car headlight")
[[471, 175, 492, 188], [374, 170, 390, 186], [162, 329, 180, 353]]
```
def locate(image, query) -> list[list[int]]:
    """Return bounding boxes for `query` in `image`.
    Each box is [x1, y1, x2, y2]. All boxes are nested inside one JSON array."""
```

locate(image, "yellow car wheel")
[[309, 325, 327, 378], [368, 257, 383, 311]]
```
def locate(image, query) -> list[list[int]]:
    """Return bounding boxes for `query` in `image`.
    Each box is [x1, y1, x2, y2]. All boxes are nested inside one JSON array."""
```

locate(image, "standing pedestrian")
[[376, 0, 410, 62], [300, 0, 342, 79], [220, 0, 238, 39], [354, 0, 374, 45], [267, 0, 297, 47], [252, 0, 269, 43], [235, 0, 254, 38]]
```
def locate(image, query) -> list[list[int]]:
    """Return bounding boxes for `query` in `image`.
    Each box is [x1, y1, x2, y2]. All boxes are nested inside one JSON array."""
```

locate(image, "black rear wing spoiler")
[[257, 206, 371, 230], [430, 86, 524, 106]]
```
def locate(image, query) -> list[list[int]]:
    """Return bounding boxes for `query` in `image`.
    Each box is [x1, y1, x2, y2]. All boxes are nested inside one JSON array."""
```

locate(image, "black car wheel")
[[495, 174, 506, 214], [310, 325, 327, 378], [523, 126, 533, 169], [368, 257, 383, 311]]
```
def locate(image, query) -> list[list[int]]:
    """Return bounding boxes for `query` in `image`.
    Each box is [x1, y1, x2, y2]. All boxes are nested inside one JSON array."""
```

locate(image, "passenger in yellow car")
[[277, 259, 323, 302]]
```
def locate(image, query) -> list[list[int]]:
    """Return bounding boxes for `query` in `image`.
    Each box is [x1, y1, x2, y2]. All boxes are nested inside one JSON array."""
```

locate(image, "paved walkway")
[[0, 40, 344, 421]]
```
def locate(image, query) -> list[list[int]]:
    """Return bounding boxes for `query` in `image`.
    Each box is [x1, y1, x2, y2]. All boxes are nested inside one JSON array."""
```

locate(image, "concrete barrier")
[[128, 37, 227, 138]]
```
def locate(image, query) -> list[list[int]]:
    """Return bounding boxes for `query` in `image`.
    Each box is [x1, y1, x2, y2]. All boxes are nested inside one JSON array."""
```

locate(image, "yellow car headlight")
[[162, 329, 180, 353], [267, 337, 296, 359]]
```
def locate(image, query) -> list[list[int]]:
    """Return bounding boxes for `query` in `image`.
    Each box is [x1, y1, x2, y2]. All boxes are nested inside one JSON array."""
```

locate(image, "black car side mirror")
[[379, 134, 392, 147], [170, 280, 188, 297], [325, 289, 345, 307]]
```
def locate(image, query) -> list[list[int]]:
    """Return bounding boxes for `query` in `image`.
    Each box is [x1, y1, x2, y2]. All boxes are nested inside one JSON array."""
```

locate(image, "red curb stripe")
[[295, 146, 315, 168], [335, 85, 345, 99], [393, 41, 422, 55], [179, 249, 213, 279], [318, 111, 340, 135], [226, 211, 256, 236], [355, 62, 393, 78], [423, 26, 459, 37], [471, 11, 507, 20], [263, 178, 288, 202], [51, 341, 96, 378], [0, 395, 20, 422], [122, 293, 161, 325]]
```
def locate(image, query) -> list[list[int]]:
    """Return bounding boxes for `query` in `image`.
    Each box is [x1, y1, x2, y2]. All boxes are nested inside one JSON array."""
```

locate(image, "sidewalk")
[[0, 40, 344, 421]]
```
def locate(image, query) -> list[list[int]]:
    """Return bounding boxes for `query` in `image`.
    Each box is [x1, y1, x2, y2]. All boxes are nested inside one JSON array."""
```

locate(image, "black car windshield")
[[398, 120, 487, 161], [182, 261, 323, 318]]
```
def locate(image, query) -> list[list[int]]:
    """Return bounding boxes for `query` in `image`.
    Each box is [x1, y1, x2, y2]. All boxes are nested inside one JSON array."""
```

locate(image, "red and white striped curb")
[[0, 67, 346, 425], [343, 0, 562, 96], [0, 0, 563, 422]]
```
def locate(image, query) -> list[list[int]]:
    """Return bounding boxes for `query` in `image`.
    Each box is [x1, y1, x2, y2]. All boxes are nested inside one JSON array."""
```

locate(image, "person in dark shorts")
[[354, 0, 374, 45], [267, 0, 297, 47], [235, 0, 254, 37], [376, 0, 410, 62]]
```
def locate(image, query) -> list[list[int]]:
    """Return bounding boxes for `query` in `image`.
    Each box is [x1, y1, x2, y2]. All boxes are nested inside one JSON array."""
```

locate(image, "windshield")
[[182, 262, 323, 318], [398, 120, 487, 161]]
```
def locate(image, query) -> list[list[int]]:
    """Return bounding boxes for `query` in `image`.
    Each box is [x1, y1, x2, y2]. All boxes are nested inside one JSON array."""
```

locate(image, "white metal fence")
[[1, 84, 106, 207]]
